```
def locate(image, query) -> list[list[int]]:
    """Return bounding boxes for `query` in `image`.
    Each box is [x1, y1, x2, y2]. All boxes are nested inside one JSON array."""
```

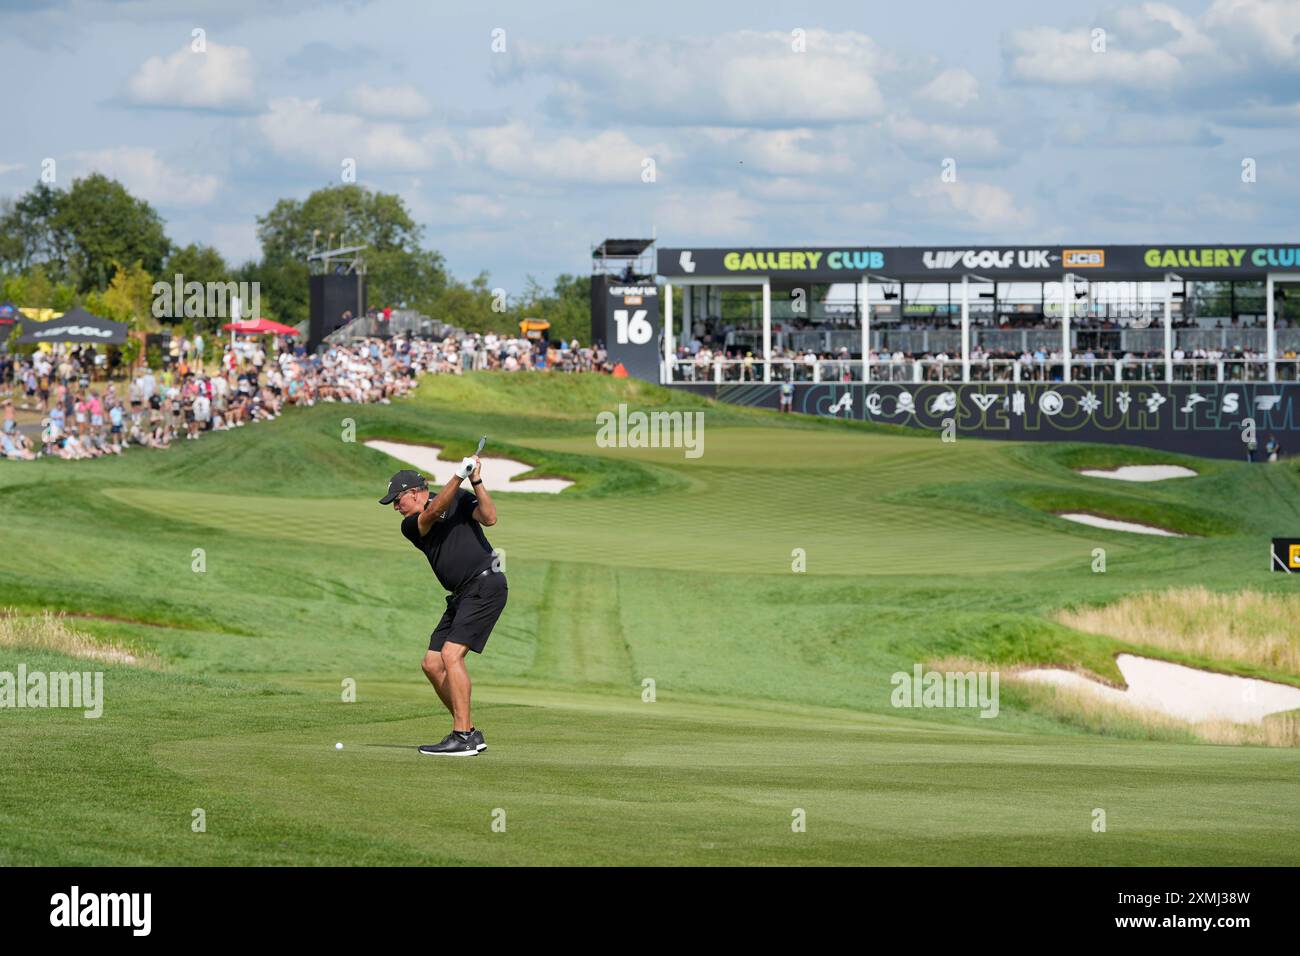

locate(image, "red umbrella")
[[221, 318, 299, 335]]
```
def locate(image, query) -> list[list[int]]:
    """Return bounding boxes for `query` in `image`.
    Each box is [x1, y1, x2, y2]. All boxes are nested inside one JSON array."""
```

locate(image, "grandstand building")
[[598, 242, 1300, 457]]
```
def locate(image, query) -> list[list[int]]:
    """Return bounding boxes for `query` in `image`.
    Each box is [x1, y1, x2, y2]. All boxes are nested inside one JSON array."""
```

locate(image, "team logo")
[[971, 393, 998, 411], [1038, 390, 1064, 416], [927, 391, 957, 414]]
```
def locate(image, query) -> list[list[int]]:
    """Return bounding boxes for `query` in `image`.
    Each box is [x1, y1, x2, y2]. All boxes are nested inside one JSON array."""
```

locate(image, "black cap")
[[379, 469, 427, 504]]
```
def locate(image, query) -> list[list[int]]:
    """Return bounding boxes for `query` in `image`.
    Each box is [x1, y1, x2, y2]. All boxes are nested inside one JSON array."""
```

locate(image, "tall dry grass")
[[0, 609, 154, 666], [1056, 587, 1300, 674]]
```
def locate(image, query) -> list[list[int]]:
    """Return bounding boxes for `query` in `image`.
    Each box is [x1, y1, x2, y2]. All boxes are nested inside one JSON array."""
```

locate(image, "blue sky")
[[2, 0, 1298, 296]]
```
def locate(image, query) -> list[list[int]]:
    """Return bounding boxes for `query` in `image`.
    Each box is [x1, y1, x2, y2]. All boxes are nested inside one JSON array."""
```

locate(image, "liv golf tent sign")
[[17, 307, 129, 344]]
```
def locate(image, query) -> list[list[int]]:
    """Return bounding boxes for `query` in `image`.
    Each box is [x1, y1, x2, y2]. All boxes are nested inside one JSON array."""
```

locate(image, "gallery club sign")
[[1143, 247, 1300, 269], [721, 249, 886, 272]]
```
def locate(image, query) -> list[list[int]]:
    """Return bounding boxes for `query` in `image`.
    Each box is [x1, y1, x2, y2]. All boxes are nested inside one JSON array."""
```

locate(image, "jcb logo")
[[1290, 545, 1300, 569], [1064, 249, 1105, 268]]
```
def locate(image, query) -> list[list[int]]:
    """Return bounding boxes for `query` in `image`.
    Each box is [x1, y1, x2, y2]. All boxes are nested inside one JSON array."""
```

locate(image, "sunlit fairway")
[[3, 373, 1299, 865]]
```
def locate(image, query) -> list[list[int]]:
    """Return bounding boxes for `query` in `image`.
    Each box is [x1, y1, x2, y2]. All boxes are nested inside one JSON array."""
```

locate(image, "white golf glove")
[[456, 457, 476, 479]]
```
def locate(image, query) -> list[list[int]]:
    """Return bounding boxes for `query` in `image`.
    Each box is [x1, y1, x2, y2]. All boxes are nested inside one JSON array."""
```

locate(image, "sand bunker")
[[1078, 465, 1197, 482], [366, 440, 572, 493], [1018, 654, 1300, 724], [1057, 513, 1185, 537]]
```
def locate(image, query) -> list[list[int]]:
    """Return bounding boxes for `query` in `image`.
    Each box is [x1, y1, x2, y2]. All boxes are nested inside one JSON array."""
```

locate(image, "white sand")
[[365, 440, 573, 493], [1078, 465, 1198, 482], [1057, 513, 1186, 537], [1018, 654, 1300, 724]]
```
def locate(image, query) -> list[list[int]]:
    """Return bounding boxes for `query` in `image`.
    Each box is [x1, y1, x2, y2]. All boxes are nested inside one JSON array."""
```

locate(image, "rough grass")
[[0, 608, 157, 667], [1057, 587, 1300, 673]]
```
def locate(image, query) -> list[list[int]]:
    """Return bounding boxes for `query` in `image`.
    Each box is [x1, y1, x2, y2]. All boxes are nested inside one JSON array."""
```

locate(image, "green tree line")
[[0, 177, 593, 344]]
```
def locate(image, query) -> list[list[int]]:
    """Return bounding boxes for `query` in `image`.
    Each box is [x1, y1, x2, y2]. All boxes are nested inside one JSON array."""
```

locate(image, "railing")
[[713, 325, 1300, 359], [323, 311, 447, 344], [665, 356, 1300, 385]]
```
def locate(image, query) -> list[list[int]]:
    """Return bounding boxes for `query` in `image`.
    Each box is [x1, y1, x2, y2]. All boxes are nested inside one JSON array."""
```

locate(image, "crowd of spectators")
[[1, 331, 613, 462], [671, 341, 1292, 385]]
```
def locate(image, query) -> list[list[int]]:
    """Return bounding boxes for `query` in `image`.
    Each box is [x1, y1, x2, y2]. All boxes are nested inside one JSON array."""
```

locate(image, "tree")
[[54, 174, 170, 292], [86, 261, 158, 332], [255, 184, 447, 323], [163, 243, 230, 289], [2, 264, 75, 311], [0, 183, 69, 278], [519, 273, 591, 345]]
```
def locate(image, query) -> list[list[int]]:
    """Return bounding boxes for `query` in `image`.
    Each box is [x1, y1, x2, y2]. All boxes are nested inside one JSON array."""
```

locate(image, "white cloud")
[[465, 121, 675, 184], [695, 127, 853, 176], [124, 42, 256, 110], [910, 179, 1032, 230], [348, 83, 432, 119], [72, 147, 219, 206], [654, 190, 760, 237], [254, 97, 449, 173], [1205, 0, 1300, 64], [1005, 0, 1300, 100], [503, 29, 892, 126], [1004, 26, 1184, 89], [887, 115, 1008, 163], [0, 163, 23, 176], [916, 68, 979, 109]]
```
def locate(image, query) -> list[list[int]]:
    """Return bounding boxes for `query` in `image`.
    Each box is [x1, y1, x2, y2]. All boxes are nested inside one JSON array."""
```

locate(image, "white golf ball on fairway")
[[335, 742, 343, 750]]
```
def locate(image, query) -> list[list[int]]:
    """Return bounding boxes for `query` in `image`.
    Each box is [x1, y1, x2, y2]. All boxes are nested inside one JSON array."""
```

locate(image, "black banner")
[[672, 382, 1300, 460], [659, 244, 1300, 282], [593, 275, 660, 380], [0, 866, 1287, 940]]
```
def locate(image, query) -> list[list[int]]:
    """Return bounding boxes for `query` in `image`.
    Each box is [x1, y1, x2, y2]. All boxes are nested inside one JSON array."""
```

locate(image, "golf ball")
[[335, 742, 343, 750]]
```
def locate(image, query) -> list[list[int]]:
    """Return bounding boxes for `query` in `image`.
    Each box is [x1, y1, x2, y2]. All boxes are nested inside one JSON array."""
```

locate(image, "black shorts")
[[429, 570, 507, 654]]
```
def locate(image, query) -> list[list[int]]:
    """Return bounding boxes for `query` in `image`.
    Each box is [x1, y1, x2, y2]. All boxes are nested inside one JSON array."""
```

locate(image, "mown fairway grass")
[[2, 372, 1299, 865]]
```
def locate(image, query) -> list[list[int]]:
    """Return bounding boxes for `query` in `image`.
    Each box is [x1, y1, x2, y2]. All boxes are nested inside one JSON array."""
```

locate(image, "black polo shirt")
[[401, 489, 495, 592]]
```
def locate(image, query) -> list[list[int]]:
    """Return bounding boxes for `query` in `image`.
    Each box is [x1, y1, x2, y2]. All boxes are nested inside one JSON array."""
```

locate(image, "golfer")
[[380, 455, 507, 756]]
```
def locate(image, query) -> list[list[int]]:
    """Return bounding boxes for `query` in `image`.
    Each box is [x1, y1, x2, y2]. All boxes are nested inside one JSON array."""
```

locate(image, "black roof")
[[593, 238, 654, 258]]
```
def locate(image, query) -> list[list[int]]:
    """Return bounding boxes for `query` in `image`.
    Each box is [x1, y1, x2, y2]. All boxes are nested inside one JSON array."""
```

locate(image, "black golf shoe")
[[469, 728, 487, 752], [418, 732, 478, 757]]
